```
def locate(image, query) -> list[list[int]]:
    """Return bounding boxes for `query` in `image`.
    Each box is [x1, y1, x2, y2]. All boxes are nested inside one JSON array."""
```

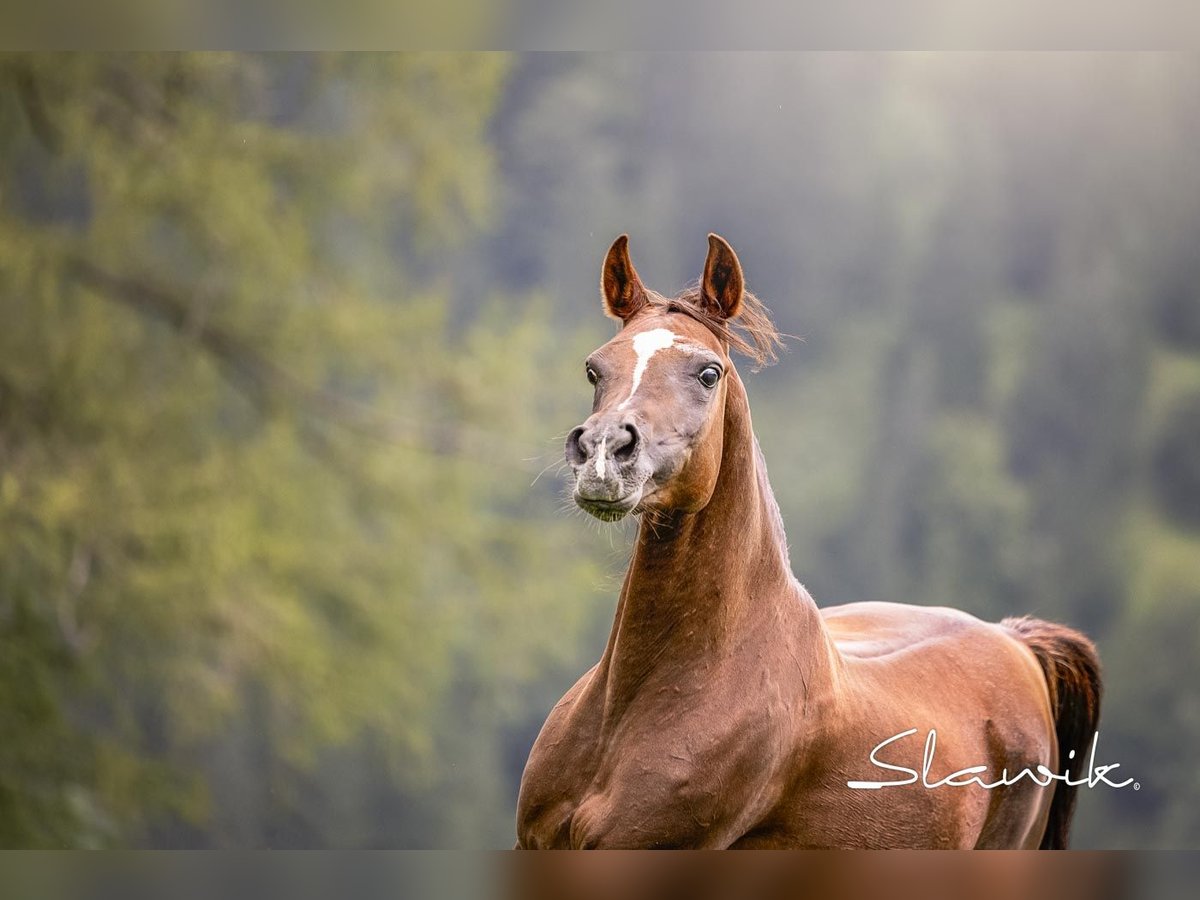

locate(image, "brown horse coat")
[[516, 235, 1101, 849]]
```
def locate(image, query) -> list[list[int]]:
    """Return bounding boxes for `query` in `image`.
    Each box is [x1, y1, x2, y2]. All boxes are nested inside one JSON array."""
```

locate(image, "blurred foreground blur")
[[0, 851, 1178, 900], [511, 852, 1135, 900]]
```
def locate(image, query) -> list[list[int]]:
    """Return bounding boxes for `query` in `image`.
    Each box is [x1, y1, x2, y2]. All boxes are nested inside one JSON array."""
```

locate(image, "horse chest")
[[515, 674, 605, 847], [520, 741, 728, 849], [517, 676, 782, 848]]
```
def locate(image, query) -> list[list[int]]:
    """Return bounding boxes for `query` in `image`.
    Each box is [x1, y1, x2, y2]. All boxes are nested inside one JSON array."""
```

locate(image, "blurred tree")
[[0, 53, 612, 847], [1153, 395, 1200, 530]]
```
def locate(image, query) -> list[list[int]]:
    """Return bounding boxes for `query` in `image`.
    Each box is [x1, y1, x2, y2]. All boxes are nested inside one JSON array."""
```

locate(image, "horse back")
[[780, 600, 1059, 848]]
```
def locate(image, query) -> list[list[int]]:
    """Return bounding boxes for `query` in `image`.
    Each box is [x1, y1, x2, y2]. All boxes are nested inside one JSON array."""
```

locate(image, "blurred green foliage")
[[0, 53, 608, 847], [1, 53, 1198, 848]]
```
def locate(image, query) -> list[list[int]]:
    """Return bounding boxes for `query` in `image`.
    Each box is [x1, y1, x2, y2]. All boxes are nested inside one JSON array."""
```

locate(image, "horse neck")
[[598, 368, 834, 712]]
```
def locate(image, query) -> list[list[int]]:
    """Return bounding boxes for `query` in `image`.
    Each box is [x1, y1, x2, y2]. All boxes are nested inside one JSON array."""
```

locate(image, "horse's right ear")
[[600, 234, 647, 322]]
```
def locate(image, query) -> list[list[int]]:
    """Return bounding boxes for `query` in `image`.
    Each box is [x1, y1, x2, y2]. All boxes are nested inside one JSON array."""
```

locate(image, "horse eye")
[[586, 366, 599, 386], [698, 365, 721, 388]]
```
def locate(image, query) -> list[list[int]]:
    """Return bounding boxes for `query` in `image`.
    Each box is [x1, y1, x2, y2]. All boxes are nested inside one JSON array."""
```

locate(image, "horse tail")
[[1002, 616, 1103, 850]]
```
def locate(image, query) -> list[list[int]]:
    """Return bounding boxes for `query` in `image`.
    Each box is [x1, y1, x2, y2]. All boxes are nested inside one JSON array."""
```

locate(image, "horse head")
[[565, 233, 779, 522]]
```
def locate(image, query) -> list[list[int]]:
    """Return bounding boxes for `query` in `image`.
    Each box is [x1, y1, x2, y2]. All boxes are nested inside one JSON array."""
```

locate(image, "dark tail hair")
[[1002, 616, 1103, 850]]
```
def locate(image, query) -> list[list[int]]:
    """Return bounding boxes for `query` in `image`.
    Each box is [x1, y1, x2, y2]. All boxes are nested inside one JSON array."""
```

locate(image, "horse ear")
[[701, 233, 744, 320], [600, 234, 647, 321]]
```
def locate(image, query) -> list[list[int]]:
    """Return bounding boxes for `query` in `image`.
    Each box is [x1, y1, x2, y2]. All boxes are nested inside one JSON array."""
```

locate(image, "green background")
[[1, 53, 1198, 848]]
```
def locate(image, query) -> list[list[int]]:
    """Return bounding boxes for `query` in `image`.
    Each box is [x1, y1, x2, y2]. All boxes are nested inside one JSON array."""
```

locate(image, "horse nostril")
[[565, 427, 588, 466], [613, 422, 640, 461]]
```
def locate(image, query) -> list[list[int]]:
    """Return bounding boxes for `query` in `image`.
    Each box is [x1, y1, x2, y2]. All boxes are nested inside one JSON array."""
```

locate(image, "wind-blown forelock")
[[643, 282, 784, 369]]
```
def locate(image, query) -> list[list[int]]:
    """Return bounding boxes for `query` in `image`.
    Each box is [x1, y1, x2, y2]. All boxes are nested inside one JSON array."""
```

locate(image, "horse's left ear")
[[701, 233, 744, 320]]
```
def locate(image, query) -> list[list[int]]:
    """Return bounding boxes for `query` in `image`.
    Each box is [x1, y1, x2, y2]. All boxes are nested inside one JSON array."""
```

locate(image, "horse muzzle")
[[567, 416, 648, 521]]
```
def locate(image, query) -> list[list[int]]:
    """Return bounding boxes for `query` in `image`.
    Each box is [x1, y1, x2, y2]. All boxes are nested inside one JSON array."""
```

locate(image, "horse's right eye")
[[586, 366, 599, 385]]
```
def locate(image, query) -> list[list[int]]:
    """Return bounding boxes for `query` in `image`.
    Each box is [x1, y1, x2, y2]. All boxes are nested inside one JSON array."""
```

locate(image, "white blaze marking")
[[618, 328, 677, 410], [595, 436, 607, 479]]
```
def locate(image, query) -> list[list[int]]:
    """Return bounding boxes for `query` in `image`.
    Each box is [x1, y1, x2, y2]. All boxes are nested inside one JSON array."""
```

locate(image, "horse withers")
[[515, 234, 1102, 849]]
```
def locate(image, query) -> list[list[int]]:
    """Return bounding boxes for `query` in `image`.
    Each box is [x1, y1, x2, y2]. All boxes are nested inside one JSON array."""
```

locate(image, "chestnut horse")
[[516, 234, 1102, 849]]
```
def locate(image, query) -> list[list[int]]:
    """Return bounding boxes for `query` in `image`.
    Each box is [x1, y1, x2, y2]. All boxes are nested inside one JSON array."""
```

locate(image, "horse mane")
[[644, 283, 784, 370]]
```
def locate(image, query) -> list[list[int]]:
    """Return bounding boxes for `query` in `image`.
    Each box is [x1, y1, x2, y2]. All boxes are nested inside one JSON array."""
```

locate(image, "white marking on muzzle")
[[618, 328, 677, 411], [595, 436, 607, 479]]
